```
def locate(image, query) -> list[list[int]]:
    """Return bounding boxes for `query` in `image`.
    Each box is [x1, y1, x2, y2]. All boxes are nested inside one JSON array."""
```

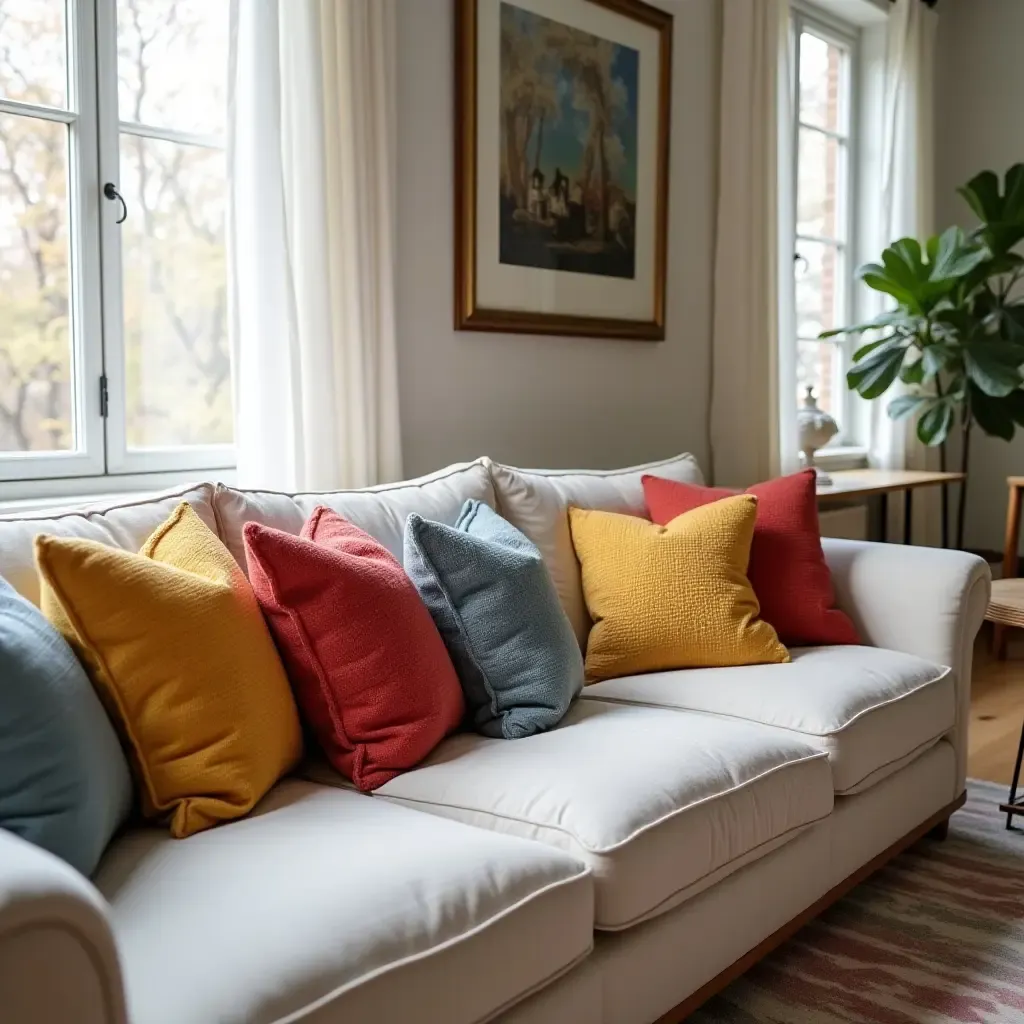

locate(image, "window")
[[790, 9, 858, 444], [0, 0, 230, 490]]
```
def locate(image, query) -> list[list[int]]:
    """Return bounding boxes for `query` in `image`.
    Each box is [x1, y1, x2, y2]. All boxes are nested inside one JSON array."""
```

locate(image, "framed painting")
[[455, 0, 673, 341]]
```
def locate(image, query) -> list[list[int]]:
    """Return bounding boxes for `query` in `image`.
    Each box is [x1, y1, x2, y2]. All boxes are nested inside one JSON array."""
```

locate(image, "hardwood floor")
[[968, 627, 1024, 785]]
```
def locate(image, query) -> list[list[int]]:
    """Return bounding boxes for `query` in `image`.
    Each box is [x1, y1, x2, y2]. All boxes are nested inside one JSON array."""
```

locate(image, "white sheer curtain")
[[227, 0, 402, 491], [870, 0, 939, 542], [709, 0, 797, 487]]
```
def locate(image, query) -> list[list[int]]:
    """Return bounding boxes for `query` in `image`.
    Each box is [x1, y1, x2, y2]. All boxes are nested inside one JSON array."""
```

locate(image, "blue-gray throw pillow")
[[0, 576, 132, 875], [404, 500, 583, 739]]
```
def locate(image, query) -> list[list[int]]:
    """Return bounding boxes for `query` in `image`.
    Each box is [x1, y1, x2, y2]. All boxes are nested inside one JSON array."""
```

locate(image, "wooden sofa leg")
[[929, 818, 950, 841]]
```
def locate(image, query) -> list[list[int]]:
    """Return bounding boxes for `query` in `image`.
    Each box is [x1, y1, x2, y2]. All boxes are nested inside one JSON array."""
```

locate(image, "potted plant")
[[823, 165, 1024, 548]]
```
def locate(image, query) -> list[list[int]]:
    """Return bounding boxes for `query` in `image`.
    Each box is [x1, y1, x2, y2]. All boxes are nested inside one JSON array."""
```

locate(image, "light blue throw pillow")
[[0, 576, 132, 876], [404, 500, 583, 739]]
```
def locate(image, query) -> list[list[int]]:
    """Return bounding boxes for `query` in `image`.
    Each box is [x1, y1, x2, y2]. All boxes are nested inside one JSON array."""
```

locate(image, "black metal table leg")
[[1002, 716, 1024, 830], [879, 492, 888, 543], [904, 489, 913, 544], [941, 483, 949, 548]]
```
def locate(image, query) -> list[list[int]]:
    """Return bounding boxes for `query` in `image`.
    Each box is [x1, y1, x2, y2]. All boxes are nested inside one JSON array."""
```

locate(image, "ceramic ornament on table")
[[796, 387, 839, 485]]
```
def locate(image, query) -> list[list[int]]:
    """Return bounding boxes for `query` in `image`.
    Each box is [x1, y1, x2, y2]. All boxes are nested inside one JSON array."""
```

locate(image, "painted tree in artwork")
[[547, 29, 628, 241], [499, 10, 559, 208], [499, 6, 632, 241]]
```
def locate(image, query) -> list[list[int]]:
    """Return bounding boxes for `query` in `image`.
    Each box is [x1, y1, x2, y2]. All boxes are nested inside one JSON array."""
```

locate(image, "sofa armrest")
[[0, 829, 126, 1024], [822, 538, 991, 796]]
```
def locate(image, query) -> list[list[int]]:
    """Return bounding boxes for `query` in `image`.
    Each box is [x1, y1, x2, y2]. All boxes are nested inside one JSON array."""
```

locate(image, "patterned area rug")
[[690, 780, 1024, 1023]]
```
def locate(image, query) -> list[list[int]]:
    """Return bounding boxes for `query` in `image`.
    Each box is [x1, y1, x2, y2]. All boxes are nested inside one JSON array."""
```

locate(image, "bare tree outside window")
[[115, 0, 231, 449], [0, 2, 73, 454], [0, 0, 230, 469]]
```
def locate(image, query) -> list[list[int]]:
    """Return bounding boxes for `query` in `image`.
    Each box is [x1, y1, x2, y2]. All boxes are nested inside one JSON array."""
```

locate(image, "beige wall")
[[936, 0, 1024, 553], [394, 0, 718, 476]]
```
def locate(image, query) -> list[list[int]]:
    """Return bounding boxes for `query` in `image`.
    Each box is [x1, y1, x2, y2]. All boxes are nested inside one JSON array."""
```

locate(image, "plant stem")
[[934, 370, 949, 547], [939, 435, 949, 548], [956, 415, 972, 550], [1000, 268, 1024, 304]]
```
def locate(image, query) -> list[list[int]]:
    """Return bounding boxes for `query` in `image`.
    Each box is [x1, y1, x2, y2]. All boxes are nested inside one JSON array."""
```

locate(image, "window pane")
[[0, 113, 74, 453], [797, 341, 840, 419], [119, 135, 231, 449], [116, 0, 228, 135], [796, 240, 843, 339], [799, 31, 846, 135], [798, 128, 844, 240], [0, 0, 67, 109]]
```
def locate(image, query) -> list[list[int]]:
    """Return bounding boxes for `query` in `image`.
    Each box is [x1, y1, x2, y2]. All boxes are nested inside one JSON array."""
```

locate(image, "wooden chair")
[[989, 476, 1024, 660]]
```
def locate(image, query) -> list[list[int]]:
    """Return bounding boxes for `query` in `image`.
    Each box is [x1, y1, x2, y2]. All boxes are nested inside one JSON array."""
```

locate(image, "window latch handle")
[[103, 183, 127, 224]]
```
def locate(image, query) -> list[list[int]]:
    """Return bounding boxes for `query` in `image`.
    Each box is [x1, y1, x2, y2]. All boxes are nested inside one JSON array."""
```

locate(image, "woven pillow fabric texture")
[[244, 507, 464, 790], [36, 503, 303, 838], [404, 500, 583, 739], [642, 469, 859, 647], [0, 576, 132, 875], [569, 495, 790, 682]]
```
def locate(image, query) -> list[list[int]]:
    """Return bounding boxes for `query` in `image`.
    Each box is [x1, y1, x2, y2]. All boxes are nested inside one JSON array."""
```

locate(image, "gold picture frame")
[[455, 0, 674, 340]]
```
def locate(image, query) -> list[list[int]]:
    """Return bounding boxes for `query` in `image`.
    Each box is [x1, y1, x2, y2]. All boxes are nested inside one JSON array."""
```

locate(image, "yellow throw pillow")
[[36, 502, 303, 838], [569, 495, 789, 682]]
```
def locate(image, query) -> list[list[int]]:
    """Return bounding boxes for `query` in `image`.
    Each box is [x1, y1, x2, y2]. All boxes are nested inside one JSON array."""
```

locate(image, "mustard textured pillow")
[[568, 495, 789, 681], [36, 502, 303, 838]]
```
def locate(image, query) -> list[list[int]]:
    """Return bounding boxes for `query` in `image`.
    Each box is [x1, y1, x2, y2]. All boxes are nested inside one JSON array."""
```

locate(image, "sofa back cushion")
[[0, 484, 218, 605], [214, 460, 495, 570], [489, 454, 704, 646]]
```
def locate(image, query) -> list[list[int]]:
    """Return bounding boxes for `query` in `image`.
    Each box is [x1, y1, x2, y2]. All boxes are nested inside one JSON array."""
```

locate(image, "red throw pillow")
[[244, 507, 464, 791], [642, 470, 859, 647]]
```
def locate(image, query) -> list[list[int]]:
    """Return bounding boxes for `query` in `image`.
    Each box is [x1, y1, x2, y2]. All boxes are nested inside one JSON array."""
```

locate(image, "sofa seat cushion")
[[95, 780, 592, 1024], [583, 645, 954, 794], [214, 459, 495, 570], [376, 702, 833, 931]]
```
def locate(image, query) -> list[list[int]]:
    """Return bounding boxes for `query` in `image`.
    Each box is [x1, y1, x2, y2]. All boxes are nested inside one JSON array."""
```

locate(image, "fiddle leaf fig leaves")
[[825, 164, 1024, 448], [846, 340, 908, 399], [963, 340, 1024, 397], [959, 165, 1024, 257], [916, 399, 955, 447], [887, 394, 928, 421]]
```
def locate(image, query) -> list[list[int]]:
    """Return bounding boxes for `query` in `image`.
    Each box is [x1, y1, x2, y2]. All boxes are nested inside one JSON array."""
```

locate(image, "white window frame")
[[790, 3, 865, 454], [0, 0, 105, 483], [0, 0, 233, 497]]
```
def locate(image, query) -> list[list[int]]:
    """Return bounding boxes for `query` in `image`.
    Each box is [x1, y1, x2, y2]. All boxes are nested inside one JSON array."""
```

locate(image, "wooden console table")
[[816, 469, 966, 547]]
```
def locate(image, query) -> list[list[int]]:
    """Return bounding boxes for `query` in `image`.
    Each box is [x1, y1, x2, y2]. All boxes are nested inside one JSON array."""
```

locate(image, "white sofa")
[[0, 454, 991, 1024]]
